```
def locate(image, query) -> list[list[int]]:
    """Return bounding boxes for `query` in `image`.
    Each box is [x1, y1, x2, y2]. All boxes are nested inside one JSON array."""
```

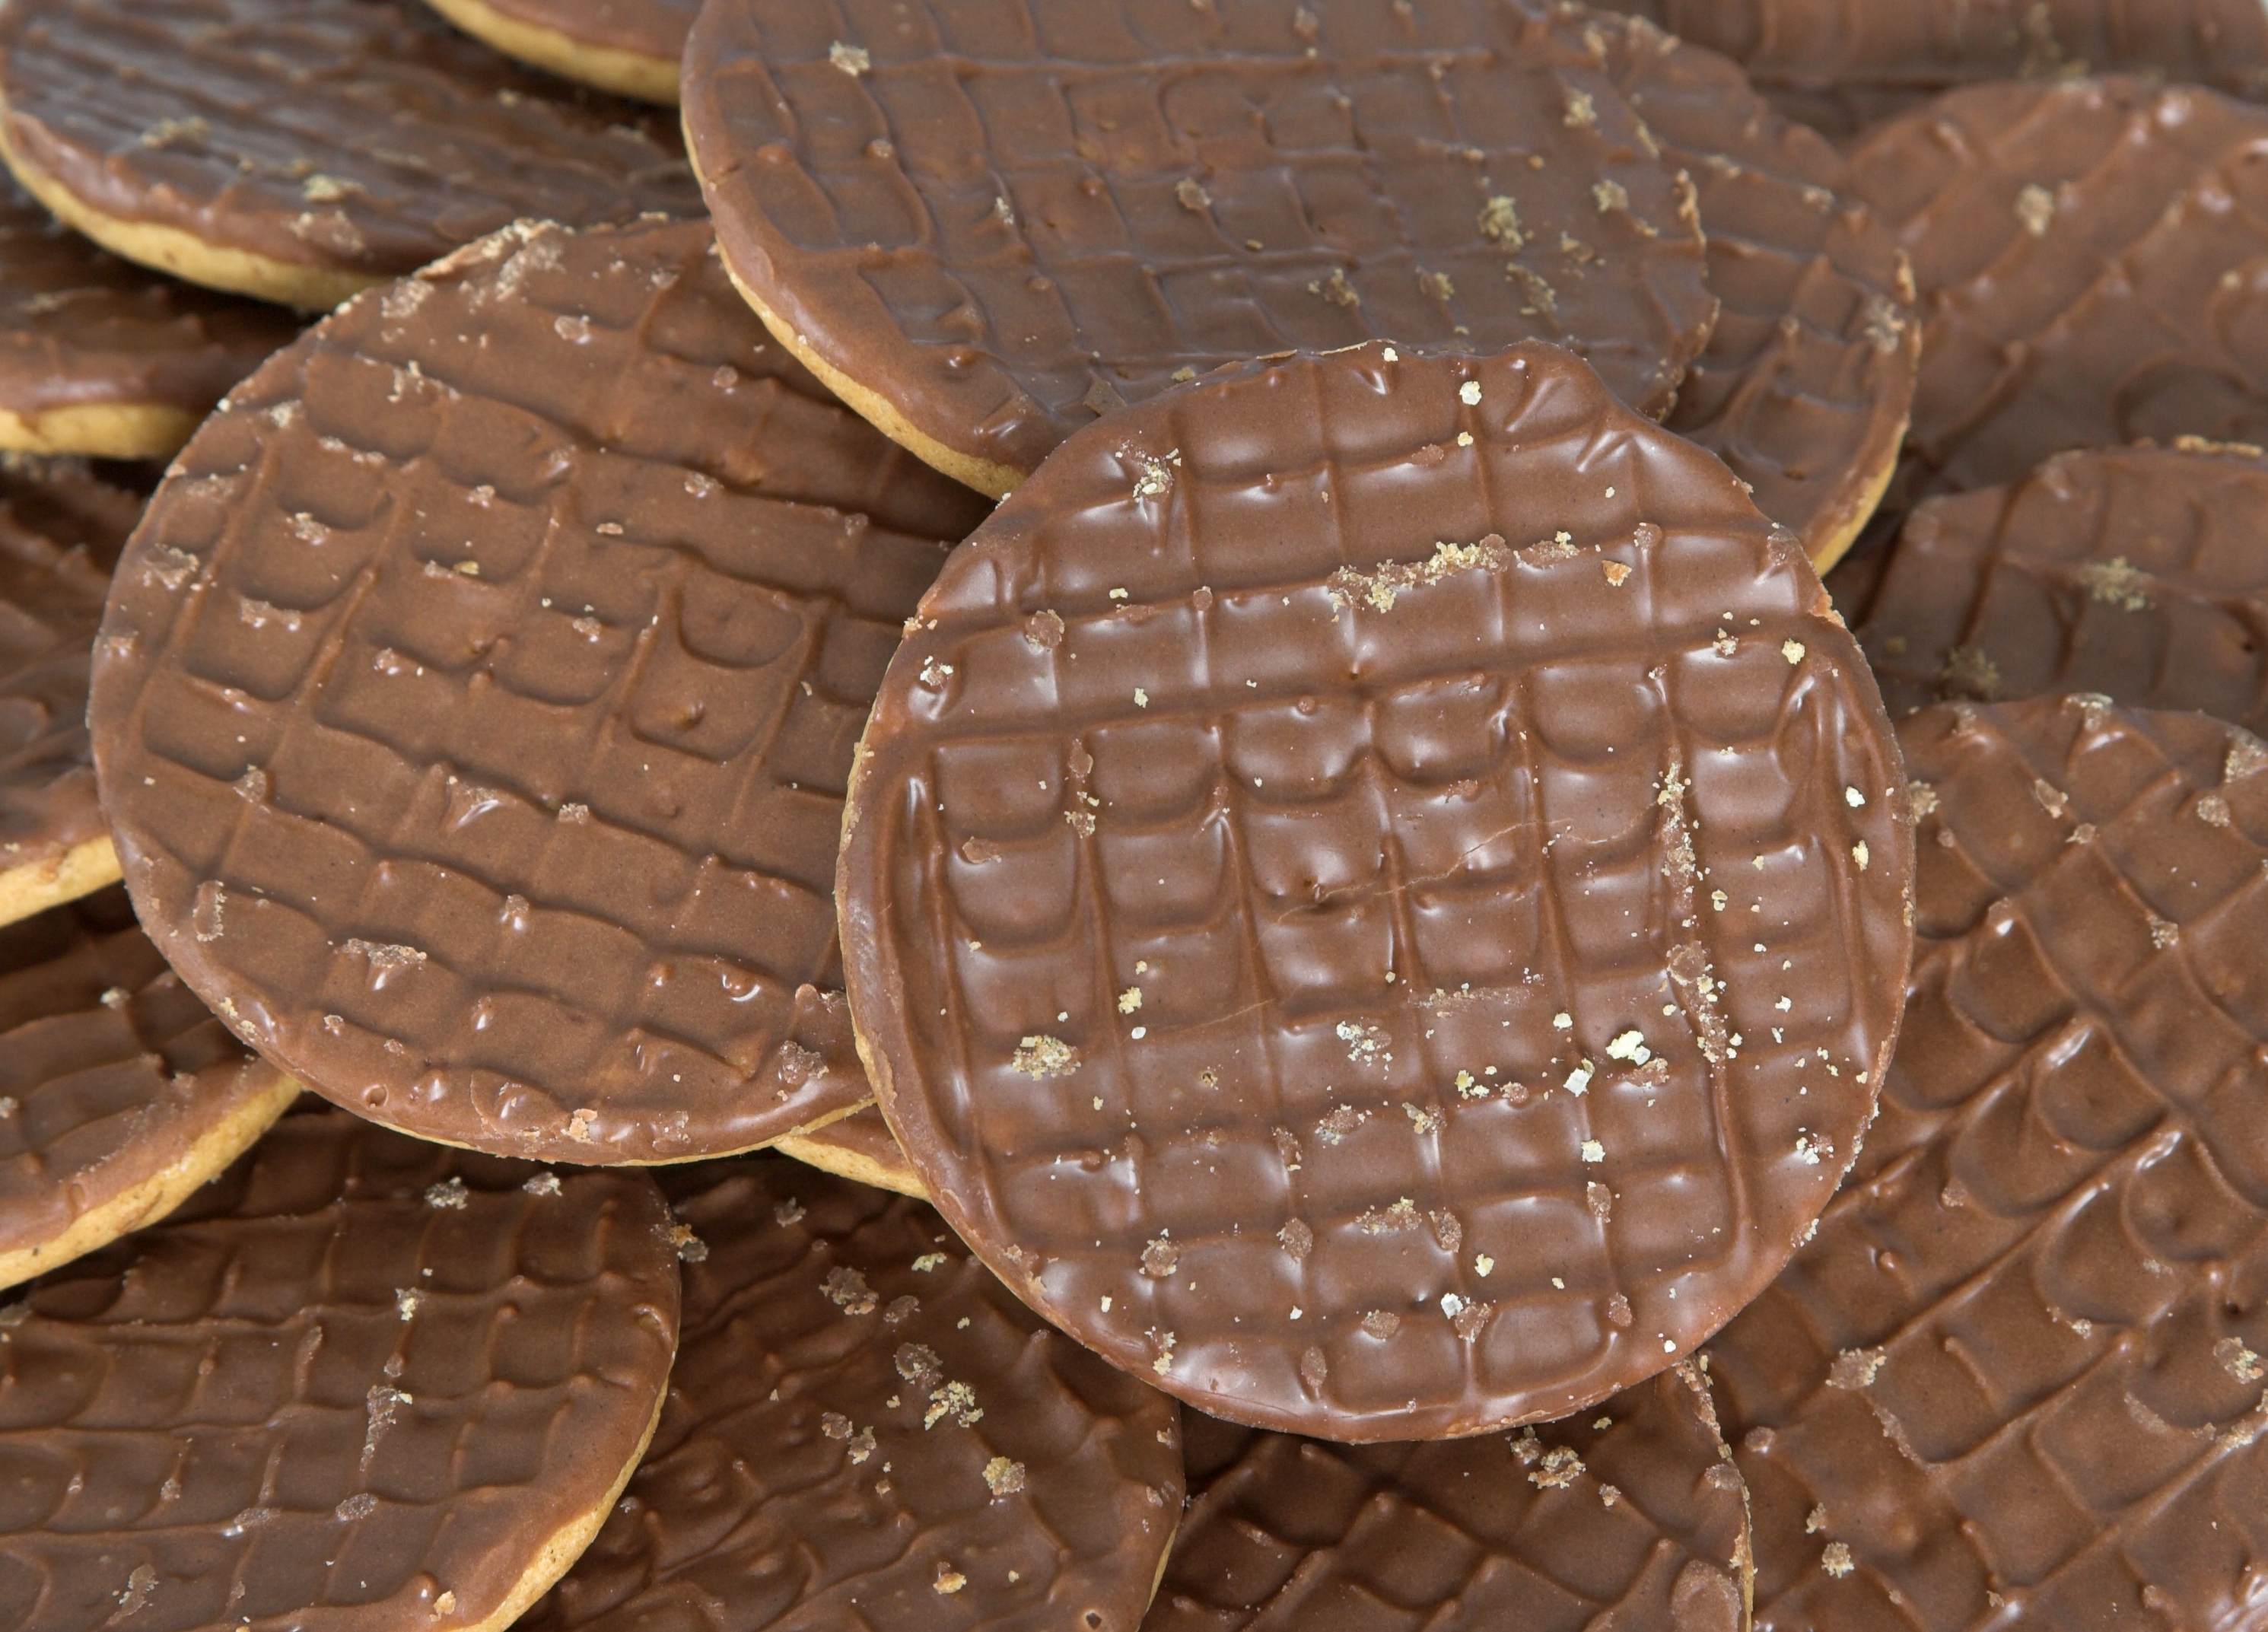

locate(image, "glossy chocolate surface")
[[841, 341, 1915, 1440], [90, 218, 991, 1163]]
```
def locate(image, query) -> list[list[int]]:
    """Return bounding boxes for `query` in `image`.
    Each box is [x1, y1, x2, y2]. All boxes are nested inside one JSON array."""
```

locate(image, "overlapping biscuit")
[[421, 0, 694, 104], [774, 1104, 925, 1198], [841, 341, 1914, 1440]]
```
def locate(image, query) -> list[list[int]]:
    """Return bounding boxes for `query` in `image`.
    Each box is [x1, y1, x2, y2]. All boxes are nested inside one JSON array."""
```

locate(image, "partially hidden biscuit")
[[840, 342, 1916, 1440], [685, 0, 1717, 497], [1849, 76, 2268, 502], [774, 1103, 926, 1198], [1839, 441, 2268, 730], [0, 453, 142, 927], [421, 0, 694, 105], [0, 0, 703, 310], [1148, 1360, 1750, 1630], [0, 1107, 682, 1632], [90, 217, 991, 1164], [520, 1156, 1184, 1632], [0, 171, 297, 459], [0, 886, 298, 1290], [1709, 695, 2268, 1628]]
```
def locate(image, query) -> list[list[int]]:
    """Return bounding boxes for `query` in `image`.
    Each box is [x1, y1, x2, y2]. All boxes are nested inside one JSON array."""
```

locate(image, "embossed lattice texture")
[[1147, 1360, 1748, 1631], [684, 0, 1716, 489], [1707, 696, 2268, 1628], [520, 1156, 1183, 1632], [0, 1109, 682, 1632], [841, 342, 1914, 1440], [0, 886, 294, 1282], [1840, 442, 2268, 732], [91, 218, 992, 1163], [0, 0, 701, 296], [1848, 77, 2268, 504]]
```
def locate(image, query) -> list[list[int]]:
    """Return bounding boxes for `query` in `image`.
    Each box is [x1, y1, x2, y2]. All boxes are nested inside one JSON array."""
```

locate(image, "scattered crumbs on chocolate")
[[2014, 183, 2055, 237], [775, 1198, 806, 1226], [2076, 555, 2151, 610], [1360, 1309, 1401, 1338], [932, 1564, 966, 1595], [829, 40, 870, 75], [822, 1267, 880, 1315], [1821, 1541, 1856, 1578], [1529, 1444, 1585, 1488], [1011, 1035, 1081, 1078], [1780, 638, 1805, 665], [1478, 196, 1523, 248], [983, 1455, 1028, 1496], [424, 1177, 468, 1210]]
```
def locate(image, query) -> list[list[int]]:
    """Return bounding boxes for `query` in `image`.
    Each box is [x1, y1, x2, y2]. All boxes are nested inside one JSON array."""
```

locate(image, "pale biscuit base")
[[775, 1113, 927, 1198], [0, 833, 121, 930], [0, 1066, 301, 1291], [0, 401, 200, 460], [1805, 411, 1907, 577], [422, 0, 679, 104]]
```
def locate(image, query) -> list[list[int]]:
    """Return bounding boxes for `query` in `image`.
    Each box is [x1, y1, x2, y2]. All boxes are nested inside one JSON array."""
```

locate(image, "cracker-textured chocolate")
[[840, 341, 1915, 1440], [421, 0, 695, 103], [1848, 77, 2268, 503], [0, 455, 142, 926], [523, 1156, 1183, 1632], [90, 218, 991, 1164], [1148, 1360, 1749, 1630], [0, 0, 703, 310], [1709, 695, 2268, 1628], [1843, 441, 2268, 731], [684, 0, 1716, 497], [0, 1107, 682, 1632], [775, 1103, 926, 1198]]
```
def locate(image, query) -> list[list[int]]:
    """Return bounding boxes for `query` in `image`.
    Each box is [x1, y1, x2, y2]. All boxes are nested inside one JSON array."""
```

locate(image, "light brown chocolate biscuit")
[[1848, 76, 2268, 502], [0, 884, 297, 1289], [520, 1156, 1184, 1632], [89, 217, 990, 1164], [773, 1103, 925, 1198], [0, 1106, 683, 1632], [1147, 1360, 1749, 1630], [0, 0, 702, 310], [0, 454, 142, 927], [421, 0, 694, 104], [685, 0, 1717, 497], [840, 342, 1915, 1441], [1709, 695, 2268, 1629]]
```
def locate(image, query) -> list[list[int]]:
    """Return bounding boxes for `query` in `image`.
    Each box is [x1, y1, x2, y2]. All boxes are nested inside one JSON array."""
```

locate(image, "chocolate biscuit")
[[839, 341, 1915, 1440], [522, 1156, 1184, 1632], [0, 1107, 683, 1632], [1147, 1360, 1748, 1630], [90, 218, 991, 1163], [0, 0, 703, 310], [775, 1103, 926, 1198], [684, 0, 1717, 496], [1708, 695, 2268, 1628], [1841, 441, 2268, 730], [1849, 77, 2268, 502], [421, 0, 694, 104]]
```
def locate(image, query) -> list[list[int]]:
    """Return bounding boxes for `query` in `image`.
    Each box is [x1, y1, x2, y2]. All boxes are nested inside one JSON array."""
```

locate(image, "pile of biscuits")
[[1, 1, 2265, 1628]]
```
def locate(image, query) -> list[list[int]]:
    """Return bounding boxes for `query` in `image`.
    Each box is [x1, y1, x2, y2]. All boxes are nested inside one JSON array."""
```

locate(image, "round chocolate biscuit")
[[0, 172, 298, 460], [520, 1156, 1184, 1632], [0, 0, 704, 310], [0, 1106, 682, 1632], [421, 0, 694, 105], [683, 0, 1717, 498], [1841, 441, 2268, 731], [1707, 694, 2268, 1629], [1848, 76, 2268, 504], [775, 1103, 927, 1198], [89, 217, 992, 1164], [0, 454, 143, 927], [839, 341, 1917, 1441], [0, 886, 297, 1289], [1147, 1360, 1749, 1630]]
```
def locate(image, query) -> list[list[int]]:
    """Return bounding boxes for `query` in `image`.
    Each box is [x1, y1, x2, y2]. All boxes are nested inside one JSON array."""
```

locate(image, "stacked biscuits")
[[0, 1, 2263, 1628]]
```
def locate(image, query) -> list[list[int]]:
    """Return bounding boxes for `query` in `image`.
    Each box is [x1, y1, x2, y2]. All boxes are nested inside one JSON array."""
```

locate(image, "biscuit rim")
[[0, 401, 199, 460], [420, 0, 679, 104], [772, 1109, 927, 1198], [0, 833, 121, 930]]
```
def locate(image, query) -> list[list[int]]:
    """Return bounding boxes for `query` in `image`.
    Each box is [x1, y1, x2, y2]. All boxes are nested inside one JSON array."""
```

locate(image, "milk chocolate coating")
[[0, 1107, 683, 1632], [0, 172, 297, 441], [1839, 441, 2268, 732], [1, 454, 142, 883], [1708, 695, 2268, 1628], [88, 218, 991, 1163], [460, 0, 695, 74], [684, 0, 1717, 488], [840, 341, 1916, 1440], [1147, 1360, 1748, 1630], [0, 0, 701, 298], [522, 1156, 1184, 1632], [1848, 77, 2268, 503]]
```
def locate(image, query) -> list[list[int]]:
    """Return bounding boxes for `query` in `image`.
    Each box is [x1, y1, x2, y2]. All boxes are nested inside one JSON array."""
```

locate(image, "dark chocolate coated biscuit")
[[1839, 441, 2268, 731], [0, 1107, 683, 1632], [1709, 695, 2268, 1629], [521, 1156, 1184, 1632], [840, 341, 1915, 1441], [90, 218, 991, 1164], [1147, 1360, 1749, 1631], [685, 0, 1717, 496], [1849, 76, 2268, 502], [0, 0, 703, 310], [421, 0, 695, 104]]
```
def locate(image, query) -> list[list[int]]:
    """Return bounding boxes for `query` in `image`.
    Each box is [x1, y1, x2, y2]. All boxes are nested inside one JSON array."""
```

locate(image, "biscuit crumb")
[[434, 1592, 456, 1618], [1529, 1446, 1585, 1488], [1011, 1035, 1081, 1078], [983, 1455, 1028, 1496], [424, 1178, 468, 1210], [829, 40, 870, 74], [2014, 183, 2055, 237], [1821, 1542, 1856, 1578], [1175, 177, 1211, 211], [522, 1172, 560, 1197], [1781, 638, 1805, 665], [933, 1564, 966, 1595]]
